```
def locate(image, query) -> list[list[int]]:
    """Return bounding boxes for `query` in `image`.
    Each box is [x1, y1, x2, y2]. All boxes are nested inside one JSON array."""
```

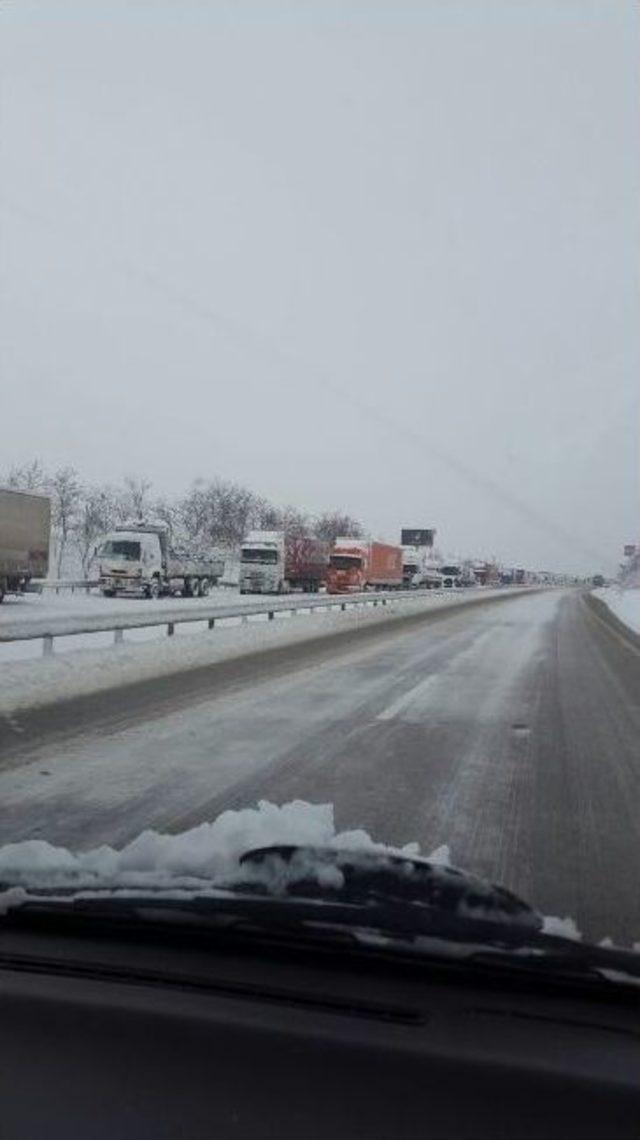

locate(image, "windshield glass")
[[99, 540, 141, 561], [0, 0, 638, 984], [241, 548, 278, 564], [330, 555, 362, 571]]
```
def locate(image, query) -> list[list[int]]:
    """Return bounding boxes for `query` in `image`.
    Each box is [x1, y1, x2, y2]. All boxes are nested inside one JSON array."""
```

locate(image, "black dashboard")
[[1, 918, 639, 1139]]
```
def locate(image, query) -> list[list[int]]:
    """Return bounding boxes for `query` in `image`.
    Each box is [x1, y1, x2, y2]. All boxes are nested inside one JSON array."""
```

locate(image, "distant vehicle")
[[239, 531, 328, 594], [401, 544, 442, 589], [592, 574, 605, 588], [0, 487, 50, 603], [439, 563, 463, 588], [96, 522, 224, 599], [326, 539, 403, 593], [411, 566, 443, 590], [471, 560, 501, 587]]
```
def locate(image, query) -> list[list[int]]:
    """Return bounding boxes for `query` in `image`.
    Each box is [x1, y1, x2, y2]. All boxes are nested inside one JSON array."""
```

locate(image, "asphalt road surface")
[[1, 589, 639, 943]]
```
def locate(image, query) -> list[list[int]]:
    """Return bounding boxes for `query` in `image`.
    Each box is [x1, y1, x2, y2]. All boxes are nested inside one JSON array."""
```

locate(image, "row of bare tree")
[[3, 461, 364, 578]]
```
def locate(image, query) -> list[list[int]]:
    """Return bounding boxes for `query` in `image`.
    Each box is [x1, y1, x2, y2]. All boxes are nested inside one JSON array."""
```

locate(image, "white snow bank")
[[0, 590, 505, 715], [593, 586, 640, 636]]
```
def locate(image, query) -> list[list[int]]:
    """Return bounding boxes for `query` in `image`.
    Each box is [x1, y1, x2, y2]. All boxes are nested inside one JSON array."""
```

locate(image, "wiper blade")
[[233, 843, 543, 938], [2, 845, 639, 993]]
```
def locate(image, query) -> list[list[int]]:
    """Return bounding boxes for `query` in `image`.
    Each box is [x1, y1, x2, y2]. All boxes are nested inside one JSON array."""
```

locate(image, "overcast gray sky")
[[1, 0, 638, 573]]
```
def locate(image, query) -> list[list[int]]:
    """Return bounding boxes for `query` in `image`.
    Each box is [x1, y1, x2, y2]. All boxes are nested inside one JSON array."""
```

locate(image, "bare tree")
[[251, 497, 282, 531], [279, 505, 309, 539], [49, 466, 82, 576], [122, 475, 152, 520], [75, 485, 120, 575], [180, 478, 260, 550], [6, 459, 47, 490], [3, 458, 369, 568], [313, 511, 363, 545]]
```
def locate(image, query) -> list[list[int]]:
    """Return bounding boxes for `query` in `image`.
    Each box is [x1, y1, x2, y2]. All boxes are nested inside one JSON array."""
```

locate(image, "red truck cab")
[[326, 540, 403, 594]]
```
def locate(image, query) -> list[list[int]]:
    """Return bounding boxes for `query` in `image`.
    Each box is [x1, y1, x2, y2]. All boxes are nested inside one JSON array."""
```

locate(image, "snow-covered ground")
[[0, 589, 511, 715], [593, 586, 640, 635], [0, 586, 256, 661]]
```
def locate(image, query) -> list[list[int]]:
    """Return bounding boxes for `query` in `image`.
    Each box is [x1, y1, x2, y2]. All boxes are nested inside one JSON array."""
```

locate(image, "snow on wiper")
[[232, 843, 542, 936], [0, 800, 638, 989]]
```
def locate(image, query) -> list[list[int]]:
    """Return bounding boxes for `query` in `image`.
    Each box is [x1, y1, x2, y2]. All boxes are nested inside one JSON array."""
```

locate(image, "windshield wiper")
[[2, 845, 639, 993]]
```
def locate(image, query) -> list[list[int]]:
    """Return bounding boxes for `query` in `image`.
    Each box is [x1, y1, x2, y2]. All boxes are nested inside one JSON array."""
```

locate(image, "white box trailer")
[[0, 487, 51, 602]]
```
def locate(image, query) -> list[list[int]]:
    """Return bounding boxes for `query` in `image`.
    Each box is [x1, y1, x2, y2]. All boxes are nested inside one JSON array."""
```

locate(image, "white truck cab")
[[239, 531, 286, 594]]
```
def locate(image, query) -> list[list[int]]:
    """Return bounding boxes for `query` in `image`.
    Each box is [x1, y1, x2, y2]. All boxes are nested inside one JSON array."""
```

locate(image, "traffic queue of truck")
[[237, 530, 518, 595], [0, 485, 569, 602]]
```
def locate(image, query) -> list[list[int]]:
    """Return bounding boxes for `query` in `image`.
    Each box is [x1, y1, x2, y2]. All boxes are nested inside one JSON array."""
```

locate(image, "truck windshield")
[[241, 548, 278, 564], [440, 566, 460, 576], [330, 555, 362, 571], [99, 540, 141, 561]]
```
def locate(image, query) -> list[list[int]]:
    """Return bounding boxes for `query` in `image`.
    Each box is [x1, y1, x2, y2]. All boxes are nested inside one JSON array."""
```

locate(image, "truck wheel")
[[146, 580, 160, 600], [185, 577, 200, 598], [199, 578, 210, 597], [101, 589, 115, 598]]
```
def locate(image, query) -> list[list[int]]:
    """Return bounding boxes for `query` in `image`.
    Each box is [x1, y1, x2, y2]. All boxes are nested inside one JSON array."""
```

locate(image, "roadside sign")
[[401, 528, 435, 547]]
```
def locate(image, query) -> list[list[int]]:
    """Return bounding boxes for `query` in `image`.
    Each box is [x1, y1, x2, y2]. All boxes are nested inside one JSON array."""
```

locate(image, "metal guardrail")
[[28, 579, 98, 595], [29, 578, 239, 595], [0, 588, 488, 657]]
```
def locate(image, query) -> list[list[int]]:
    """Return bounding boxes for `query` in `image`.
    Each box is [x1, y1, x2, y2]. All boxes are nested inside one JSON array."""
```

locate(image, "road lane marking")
[[376, 675, 438, 720]]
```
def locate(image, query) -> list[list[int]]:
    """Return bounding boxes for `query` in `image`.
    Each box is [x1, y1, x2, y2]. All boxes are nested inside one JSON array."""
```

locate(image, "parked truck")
[[402, 545, 443, 589], [439, 563, 463, 589], [239, 531, 328, 594], [326, 538, 403, 594], [0, 487, 51, 602], [96, 522, 224, 599]]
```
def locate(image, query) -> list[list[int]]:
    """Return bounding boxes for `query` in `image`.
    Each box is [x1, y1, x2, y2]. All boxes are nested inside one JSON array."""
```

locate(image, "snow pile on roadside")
[[593, 586, 640, 635], [0, 800, 421, 900]]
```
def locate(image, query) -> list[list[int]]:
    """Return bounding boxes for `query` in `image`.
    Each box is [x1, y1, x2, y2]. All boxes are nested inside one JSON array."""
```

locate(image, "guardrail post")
[[208, 618, 215, 630], [167, 622, 175, 637], [341, 602, 346, 611], [268, 611, 274, 620], [43, 635, 54, 657], [114, 628, 123, 645]]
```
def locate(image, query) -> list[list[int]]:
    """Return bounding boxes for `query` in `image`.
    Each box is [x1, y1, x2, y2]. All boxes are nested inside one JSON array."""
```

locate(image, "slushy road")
[[1, 590, 639, 943]]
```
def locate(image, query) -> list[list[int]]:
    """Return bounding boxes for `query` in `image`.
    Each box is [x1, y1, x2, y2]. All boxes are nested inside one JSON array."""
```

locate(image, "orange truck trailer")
[[326, 538, 403, 594]]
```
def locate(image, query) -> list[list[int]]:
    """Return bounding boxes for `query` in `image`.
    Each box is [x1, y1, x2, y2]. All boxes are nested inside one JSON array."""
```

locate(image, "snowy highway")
[[1, 589, 639, 943]]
